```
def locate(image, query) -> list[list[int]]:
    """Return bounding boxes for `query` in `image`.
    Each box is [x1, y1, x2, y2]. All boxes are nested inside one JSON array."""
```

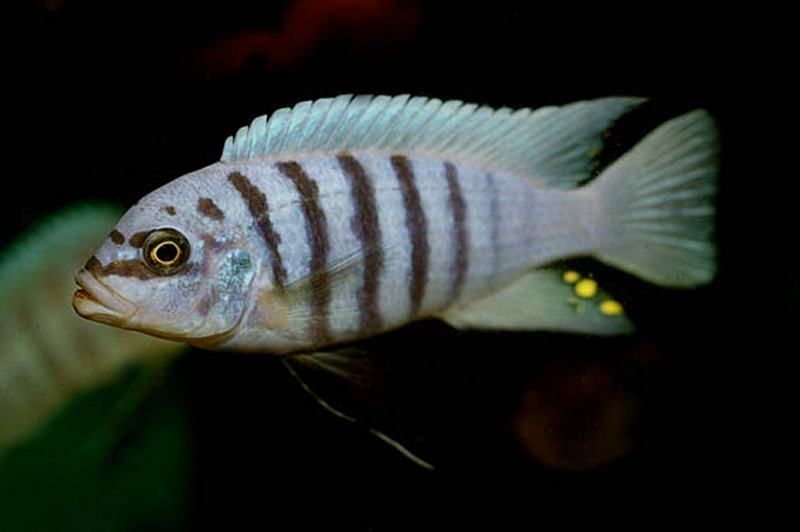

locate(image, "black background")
[[16, 1, 766, 529]]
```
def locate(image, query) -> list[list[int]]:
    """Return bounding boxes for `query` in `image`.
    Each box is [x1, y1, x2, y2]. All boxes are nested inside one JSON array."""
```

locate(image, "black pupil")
[[156, 242, 179, 263]]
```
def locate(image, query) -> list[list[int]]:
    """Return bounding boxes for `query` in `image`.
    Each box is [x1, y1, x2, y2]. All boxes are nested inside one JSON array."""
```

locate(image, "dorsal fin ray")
[[221, 94, 646, 189]]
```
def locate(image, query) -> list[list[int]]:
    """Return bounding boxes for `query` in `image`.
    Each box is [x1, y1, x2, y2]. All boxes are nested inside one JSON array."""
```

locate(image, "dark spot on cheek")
[[162, 205, 176, 216], [109, 229, 125, 245], [128, 230, 150, 248]]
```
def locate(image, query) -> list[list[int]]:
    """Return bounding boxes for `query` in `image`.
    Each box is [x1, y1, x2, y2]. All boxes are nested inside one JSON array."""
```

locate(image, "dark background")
[[10, 1, 765, 530]]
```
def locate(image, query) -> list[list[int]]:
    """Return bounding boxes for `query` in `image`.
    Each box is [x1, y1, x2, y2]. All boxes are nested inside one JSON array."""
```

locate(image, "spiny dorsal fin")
[[220, 94, 646, 189]]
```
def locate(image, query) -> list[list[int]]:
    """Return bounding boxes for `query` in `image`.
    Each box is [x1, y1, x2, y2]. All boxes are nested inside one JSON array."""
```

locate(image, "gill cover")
[[187, 247, 255, 346]]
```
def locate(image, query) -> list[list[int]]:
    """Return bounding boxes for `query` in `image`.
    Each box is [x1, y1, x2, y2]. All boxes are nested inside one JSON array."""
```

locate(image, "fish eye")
[[142, 228, 190, 275]]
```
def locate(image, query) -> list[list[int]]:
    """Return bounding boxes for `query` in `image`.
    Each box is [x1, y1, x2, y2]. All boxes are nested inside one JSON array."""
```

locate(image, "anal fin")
[[441, 268, 634, 335]]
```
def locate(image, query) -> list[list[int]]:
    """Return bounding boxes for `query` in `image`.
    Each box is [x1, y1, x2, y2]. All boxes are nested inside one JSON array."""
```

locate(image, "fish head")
[[73, 192, 256, 346]]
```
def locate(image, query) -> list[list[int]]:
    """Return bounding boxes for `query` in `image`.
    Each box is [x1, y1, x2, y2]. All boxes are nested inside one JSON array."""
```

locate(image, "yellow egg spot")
[[563, 271, 580, 284], [574, 279, 598, 298], [600, 300, 624, 316]]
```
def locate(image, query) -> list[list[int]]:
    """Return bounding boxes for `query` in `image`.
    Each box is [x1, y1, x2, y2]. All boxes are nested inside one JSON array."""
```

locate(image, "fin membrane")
[[591, 109, 719, 287], [221, 94, 645, 189], [441, 268, 634, 335]]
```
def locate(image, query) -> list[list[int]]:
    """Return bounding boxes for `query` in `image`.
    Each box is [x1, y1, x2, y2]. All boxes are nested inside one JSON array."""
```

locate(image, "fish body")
[[73, 95, 718, 354]]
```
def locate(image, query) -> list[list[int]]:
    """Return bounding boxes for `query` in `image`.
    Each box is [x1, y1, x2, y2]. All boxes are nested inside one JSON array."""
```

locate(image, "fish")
[[72, 95, 718, 356], [71, 95, 718, 468], [0, 204, 183, 454]]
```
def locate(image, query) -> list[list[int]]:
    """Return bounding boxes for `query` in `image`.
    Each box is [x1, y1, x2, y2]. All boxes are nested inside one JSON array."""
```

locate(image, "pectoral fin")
[[274, 244, 398, 331]]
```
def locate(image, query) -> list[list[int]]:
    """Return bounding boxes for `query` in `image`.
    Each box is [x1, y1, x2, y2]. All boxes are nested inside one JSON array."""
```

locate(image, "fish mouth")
[[73, 269, 137, 325]]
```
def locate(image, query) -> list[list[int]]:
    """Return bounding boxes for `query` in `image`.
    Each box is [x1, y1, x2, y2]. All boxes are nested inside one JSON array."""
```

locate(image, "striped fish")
[[73, 95, 718, 355]]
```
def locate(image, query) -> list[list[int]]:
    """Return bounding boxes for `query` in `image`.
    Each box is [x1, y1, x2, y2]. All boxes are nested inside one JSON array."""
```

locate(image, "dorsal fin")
[[220, 94, 646, 189]]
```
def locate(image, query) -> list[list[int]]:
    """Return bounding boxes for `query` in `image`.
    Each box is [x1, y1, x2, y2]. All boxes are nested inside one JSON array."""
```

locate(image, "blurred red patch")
[[512, 360, 635, 471], [196, 0, 420, 75]]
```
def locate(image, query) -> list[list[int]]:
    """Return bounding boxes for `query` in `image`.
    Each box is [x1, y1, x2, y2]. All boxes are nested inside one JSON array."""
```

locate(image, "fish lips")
[[73, 269, 137, 325]]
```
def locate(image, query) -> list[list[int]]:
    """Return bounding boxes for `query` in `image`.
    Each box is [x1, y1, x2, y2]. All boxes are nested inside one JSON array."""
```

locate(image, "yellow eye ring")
[[142, 229, 190, 275], [151, 240, 181, 266]]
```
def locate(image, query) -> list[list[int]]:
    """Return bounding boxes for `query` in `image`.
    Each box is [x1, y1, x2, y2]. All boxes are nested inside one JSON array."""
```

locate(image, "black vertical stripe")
[[444, 162, 468, 304], [276, 161, 331, 342], [227, 171, 287, 287], [391, 154, 429, 317], [337, 153, 384, 333]]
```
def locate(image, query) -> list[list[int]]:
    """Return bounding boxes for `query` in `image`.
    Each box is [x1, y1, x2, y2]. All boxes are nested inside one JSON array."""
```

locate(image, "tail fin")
[[591, 110, 719, 287]]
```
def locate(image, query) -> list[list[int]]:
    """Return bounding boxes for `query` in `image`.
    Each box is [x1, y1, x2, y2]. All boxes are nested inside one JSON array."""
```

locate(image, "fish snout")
[[73, 269, 137, 325]]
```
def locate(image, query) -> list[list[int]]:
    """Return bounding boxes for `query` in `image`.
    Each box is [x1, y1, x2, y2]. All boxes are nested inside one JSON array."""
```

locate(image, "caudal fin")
[[591, 109, 719, 287]]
